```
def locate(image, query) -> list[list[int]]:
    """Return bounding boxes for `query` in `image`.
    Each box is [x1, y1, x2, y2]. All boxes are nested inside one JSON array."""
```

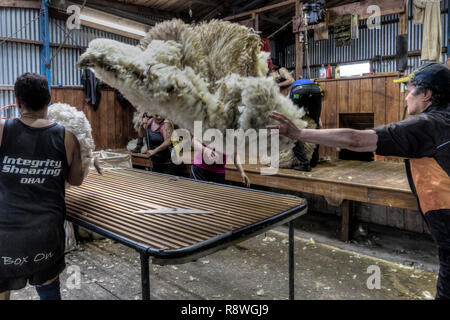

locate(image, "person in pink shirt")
[[190, 138, 250, 187]]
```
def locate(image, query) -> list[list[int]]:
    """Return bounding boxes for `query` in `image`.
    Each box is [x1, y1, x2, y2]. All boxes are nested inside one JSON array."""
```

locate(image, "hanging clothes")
[[81, 69, 101, 110], [413, 0, 442, 62], [260, 38, 274, 70]]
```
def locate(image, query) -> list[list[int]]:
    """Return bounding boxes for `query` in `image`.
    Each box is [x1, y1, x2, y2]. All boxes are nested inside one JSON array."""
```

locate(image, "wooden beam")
[[399, 0, 408, 35], [295, 1, 303, 79], [190, 0, 221, 7], [0, 36, 87, 50], [69, 0, 177, 20], [0, 0, 41, 9], [201, 0, 233, 20], [253, 12, 259, 31], [223, 0, 296, 21], [328, 0, 406, 23], [259, 13, 286, 26], [234, 0, 266, 15]]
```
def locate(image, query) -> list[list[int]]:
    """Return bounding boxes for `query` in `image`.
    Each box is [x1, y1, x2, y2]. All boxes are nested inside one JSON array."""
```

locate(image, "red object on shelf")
[[326, 64, 332, 79]]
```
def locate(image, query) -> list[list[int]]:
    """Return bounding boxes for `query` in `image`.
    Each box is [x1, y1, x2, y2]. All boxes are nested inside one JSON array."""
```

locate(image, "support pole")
[[447, 0, 449, 59], [140, 252, 150, 300], [40, 0, 51, 91], [340, 200, 352, 242], [289, 221, 295, 300], [295, 1, 303, 79]]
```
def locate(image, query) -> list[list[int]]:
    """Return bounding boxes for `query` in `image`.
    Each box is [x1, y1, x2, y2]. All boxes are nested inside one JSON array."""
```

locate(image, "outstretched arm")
[[233, 152, 250, 188], [268, 112, 378, 153]]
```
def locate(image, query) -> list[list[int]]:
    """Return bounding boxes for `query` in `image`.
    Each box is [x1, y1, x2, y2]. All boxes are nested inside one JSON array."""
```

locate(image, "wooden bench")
[[223, 160, 418, 242]]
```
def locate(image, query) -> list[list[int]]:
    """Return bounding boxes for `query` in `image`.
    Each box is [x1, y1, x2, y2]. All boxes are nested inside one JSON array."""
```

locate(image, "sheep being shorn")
[[77, 19, 316, 168], [47, 103, 101, 178]]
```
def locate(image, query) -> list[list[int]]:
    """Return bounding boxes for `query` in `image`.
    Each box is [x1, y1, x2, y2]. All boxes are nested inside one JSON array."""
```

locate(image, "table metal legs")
[[289, 221, 295, 300], [140, 252, 150, 300], [138, 223, 297, 300]]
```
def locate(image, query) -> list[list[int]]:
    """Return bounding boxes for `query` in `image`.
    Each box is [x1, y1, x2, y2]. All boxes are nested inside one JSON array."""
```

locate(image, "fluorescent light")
[[79, 14, 147, 37], [339, 62, 371, 77]]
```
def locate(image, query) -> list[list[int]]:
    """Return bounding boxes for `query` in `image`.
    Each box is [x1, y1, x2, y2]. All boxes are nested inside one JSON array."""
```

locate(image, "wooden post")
[[295, 1, 303, 79], [447, 0, 450, 56], [340, 200, 353, 242], [399, 0, 408, 75], [253, 12, 259, 32]]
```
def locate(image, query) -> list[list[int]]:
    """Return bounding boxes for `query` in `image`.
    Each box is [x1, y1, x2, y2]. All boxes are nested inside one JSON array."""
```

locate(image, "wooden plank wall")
[[50, 87, 136, 151], [317, 75, 404, 160], [313, 76, 429, 234]]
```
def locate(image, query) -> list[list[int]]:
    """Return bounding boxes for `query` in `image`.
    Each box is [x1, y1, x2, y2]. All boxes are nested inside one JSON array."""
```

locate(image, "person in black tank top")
[[0, 73, 84, 300], [145, 114, 178, 175]]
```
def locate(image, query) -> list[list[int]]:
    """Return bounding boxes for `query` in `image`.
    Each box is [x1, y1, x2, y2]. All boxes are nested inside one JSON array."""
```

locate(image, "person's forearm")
[[278, 79, 294, 87], [152, 140, 172, 154], [296, 128, 377, 152], [233, 153, 245, 176]]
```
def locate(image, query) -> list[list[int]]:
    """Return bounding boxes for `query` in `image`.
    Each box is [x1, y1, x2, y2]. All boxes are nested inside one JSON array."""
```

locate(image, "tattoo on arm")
[[162, 122, 174, 142]]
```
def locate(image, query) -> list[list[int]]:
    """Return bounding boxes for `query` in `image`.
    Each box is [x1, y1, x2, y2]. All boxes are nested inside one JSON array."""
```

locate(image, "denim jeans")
[[35, 278, 61, 300]]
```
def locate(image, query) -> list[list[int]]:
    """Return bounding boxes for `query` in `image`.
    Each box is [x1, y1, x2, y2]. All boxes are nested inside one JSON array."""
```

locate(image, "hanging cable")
[[49, 0, 87, 65], [267, 20, 293, 39]]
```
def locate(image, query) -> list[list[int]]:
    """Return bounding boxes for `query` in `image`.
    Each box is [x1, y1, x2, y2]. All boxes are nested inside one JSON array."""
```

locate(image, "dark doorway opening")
[[339, 113, 374, 161]]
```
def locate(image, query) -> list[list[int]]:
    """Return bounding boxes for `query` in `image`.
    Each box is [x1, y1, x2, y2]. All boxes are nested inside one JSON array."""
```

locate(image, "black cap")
[[394, 63, 450, 93]]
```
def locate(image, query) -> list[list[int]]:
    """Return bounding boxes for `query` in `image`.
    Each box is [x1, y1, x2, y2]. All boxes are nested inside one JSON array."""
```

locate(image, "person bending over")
[[190, 138, 250, 188]]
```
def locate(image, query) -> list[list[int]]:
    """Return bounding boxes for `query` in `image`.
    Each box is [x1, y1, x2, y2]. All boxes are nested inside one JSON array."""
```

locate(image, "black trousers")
[[190, 165, 226, 185], [424, 210, 450, 300], [151, 162, 179, 176]]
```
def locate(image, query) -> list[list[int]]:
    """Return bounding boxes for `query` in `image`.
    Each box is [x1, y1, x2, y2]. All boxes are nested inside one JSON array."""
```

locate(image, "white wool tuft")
[[47, 103, 96, 178], [78, 19, 316, 168]]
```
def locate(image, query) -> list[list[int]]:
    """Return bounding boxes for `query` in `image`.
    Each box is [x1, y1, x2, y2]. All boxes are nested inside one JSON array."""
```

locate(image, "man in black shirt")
[[0, 73, 84, 300], [268, 63, 450, 299]]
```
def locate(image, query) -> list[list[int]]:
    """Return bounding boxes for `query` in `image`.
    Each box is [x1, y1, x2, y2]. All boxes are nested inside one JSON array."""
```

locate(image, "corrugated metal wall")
[[0, 7, 139, 115], [271, 0, 448, 79], [303, 1, 448, 78]]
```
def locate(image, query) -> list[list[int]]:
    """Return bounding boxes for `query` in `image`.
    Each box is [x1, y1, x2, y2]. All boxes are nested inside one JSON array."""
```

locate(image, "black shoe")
[[131, 146, 142, 153], [131, 137, 143, 153], [293, 164, 312, 172]]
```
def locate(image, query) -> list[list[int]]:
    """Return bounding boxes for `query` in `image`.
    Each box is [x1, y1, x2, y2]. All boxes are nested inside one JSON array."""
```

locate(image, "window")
[[338, 62, 371, 77]]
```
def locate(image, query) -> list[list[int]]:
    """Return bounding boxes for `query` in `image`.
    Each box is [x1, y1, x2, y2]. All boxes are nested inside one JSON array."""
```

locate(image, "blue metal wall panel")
[[0, 91, 19, 118], [0, 7, 140, 106]]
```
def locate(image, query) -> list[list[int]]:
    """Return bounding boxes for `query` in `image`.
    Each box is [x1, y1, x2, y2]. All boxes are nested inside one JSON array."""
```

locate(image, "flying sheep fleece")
[[47, 103, 101, 179], [77, 19, 316, 168]]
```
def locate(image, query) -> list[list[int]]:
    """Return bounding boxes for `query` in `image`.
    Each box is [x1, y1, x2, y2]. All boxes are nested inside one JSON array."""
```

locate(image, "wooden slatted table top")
[[66, 168, 306, 259]]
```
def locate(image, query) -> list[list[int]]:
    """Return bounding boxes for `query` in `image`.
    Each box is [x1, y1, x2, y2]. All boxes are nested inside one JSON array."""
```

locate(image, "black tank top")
[[0, 119, 69, 279], [146, 119, 172, 164]]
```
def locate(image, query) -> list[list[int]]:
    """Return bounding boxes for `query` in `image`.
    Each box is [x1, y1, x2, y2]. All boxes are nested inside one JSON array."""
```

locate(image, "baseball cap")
[[394, 63, 450, 93]]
